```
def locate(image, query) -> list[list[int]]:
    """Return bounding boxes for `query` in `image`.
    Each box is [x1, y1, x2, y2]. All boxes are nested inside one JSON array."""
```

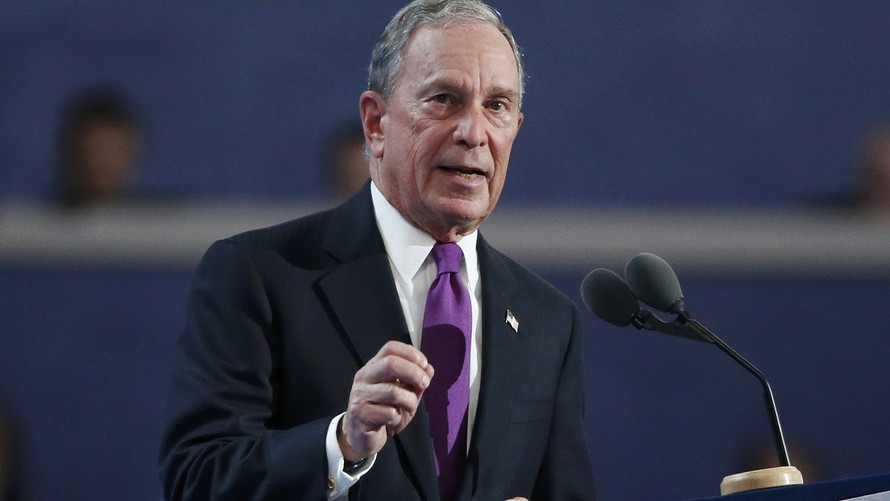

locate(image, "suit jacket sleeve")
[[159, 239, 331, 501]]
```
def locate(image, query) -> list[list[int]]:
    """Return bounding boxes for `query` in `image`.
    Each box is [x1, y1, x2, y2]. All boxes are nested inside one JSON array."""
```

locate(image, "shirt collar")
[[370, 182, 478, 283]]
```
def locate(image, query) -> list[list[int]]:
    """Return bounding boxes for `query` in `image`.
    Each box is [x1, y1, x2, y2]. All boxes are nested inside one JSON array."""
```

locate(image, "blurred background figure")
[[856, 125, 890, 213], [324, 124, 369, 201], [56, 87, 142, 208], [0, 404, 24, 501]]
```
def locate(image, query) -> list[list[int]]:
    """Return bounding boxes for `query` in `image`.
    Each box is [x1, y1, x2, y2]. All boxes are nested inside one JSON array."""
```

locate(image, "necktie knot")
[[432, 242, 462, 275]]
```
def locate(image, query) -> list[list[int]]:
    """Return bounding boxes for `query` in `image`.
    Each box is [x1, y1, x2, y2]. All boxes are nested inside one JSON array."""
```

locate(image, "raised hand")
[[338, 340, 435, 460]]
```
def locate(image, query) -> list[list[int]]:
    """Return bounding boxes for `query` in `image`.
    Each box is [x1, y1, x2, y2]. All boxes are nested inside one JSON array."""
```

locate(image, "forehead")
[[397, 20, 520, 92]]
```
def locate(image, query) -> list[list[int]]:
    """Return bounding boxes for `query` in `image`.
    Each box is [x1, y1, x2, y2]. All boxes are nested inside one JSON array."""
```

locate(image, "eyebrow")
[[423, 80, 520, 103], [486, 85, 520, 103]]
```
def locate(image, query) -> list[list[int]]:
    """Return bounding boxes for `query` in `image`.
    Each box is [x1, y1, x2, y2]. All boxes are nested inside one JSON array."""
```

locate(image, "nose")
[[453, 106, 487, 149]]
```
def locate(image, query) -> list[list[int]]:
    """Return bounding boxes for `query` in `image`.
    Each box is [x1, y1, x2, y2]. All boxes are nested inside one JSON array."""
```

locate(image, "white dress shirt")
[[325, 183, 483, 500]]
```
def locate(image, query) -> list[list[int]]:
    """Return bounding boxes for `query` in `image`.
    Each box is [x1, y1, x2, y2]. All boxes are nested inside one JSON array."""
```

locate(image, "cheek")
[[406, 134, 441, 181], [489, 167, 508, 202], [491, 136, 517, 178]]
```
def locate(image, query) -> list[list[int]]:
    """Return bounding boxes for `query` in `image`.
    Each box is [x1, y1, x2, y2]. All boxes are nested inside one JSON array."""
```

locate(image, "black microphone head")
[[580, 268, 642, 327], [625, 253, 684, 313]]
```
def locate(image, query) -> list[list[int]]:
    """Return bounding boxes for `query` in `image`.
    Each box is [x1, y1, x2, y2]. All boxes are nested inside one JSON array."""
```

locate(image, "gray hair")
[[368, 0, 525, 106]]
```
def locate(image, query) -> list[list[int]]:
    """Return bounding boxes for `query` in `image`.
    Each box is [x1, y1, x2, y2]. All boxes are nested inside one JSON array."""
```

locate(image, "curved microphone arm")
[[679, 312, 792, 467], [635, 310, 713, 344]]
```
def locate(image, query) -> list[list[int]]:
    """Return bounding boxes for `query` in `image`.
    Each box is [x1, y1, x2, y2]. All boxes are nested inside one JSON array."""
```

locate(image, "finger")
[[366, 341, 436, 385], [382, 355, 432, 391], [348, 391, 417, 440], [357, 380, 424, 416], [373, 340, 430, 371], [351, 366, 426, 407], [348, 400, 404, 431], [361, 352, 432, 393]]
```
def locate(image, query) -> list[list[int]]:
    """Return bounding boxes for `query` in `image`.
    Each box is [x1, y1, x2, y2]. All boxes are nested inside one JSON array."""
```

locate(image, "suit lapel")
[[318, 187, 407, 362], [318, 254, 410, 363], [317, 186, 439, 501], [470, 236, 524, 488]]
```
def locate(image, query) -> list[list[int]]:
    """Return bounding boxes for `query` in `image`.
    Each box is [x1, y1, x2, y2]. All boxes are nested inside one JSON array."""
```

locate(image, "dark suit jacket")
[[159, 187, 595, 500]]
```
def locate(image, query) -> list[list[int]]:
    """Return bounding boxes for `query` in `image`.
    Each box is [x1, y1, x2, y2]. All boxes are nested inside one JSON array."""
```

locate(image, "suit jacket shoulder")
[[218, 187, 385, 271]]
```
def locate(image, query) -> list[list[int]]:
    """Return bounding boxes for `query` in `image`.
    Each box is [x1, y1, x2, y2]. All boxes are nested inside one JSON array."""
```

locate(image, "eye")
[[488, 99, 508, 112], [431, 94, 450, 104]]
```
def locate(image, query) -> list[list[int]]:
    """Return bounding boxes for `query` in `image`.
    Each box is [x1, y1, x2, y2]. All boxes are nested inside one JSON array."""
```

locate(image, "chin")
[[440, 195, 489, 215]]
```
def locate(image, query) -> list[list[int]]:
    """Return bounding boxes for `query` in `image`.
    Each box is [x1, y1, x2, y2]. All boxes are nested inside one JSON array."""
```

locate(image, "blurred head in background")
[[57, 87, 141, 208], [857, 126, 890, 213], [325, 124, 369, 201]]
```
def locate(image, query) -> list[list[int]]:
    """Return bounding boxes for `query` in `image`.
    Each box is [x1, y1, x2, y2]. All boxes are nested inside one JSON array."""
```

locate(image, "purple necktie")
[[421, 242, 472, 499]]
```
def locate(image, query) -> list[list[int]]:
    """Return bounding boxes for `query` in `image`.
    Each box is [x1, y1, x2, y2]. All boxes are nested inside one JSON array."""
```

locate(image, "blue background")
[[3, 1, 890, 206], [2, 2, 890, 500]]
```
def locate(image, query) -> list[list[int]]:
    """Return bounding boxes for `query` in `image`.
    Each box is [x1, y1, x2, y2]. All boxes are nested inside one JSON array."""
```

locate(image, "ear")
[[359, 91, 386, 158]]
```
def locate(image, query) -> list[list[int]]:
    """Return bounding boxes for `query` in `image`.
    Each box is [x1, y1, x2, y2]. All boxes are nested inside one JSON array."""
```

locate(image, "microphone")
[[580, 268, 708, 343], [624, 252, 792, 468], [580, 268, 644, 327], [625, 252, 685, 314]]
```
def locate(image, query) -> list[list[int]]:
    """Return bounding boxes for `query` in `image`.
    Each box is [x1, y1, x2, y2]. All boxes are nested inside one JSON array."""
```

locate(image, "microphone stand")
[[676, 311, 802, 495], [621, 252, 803, 494], [680, 313, 790, 466]]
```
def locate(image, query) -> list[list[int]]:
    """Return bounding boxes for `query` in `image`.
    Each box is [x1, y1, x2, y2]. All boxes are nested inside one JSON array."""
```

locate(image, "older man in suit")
[[159, 1, 596, 500]]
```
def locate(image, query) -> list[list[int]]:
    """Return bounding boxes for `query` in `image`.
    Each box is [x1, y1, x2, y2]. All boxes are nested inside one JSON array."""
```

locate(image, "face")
[[362, 21, 523, 242], [863, 139, 890, 209], [70, 120, 139, 200], [333, 135, 370, 199]]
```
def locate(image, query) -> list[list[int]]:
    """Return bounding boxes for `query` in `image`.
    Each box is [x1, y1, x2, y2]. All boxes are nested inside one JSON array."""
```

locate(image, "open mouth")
[[440, 165, 486, 178]]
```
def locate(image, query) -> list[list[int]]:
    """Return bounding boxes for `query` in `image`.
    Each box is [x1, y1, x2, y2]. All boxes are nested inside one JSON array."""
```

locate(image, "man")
[[325, 124, 371, 201], [159, 1, 596, 500], [56, 88, 141, 208], [857, 126, 890, 213]]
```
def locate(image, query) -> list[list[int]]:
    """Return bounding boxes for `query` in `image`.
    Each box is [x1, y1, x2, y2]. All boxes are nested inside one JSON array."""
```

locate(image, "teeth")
[[444, 166, 480, 176]]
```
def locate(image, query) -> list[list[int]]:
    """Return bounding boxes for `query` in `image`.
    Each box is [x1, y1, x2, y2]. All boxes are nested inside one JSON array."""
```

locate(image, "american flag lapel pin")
[[505, 309, 519, 333]]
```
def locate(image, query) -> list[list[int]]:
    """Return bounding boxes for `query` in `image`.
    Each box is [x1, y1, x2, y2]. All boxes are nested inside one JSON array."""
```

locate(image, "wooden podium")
[[720, 466, 803, 495], [686, 471, 890, 500]]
